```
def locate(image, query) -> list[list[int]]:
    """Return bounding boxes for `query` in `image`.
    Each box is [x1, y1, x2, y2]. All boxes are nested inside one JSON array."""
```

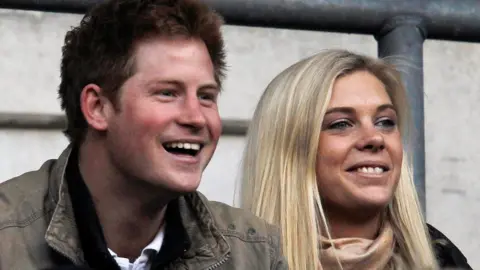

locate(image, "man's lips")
[[162, 139, 207, 158]]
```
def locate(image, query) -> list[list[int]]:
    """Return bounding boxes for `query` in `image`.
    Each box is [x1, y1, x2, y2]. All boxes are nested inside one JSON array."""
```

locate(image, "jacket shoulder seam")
[[0, 207, 52, 231]]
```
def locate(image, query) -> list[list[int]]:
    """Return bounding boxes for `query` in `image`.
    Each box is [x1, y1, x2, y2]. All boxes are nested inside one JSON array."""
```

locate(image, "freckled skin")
[[105, 38, 222, 194]]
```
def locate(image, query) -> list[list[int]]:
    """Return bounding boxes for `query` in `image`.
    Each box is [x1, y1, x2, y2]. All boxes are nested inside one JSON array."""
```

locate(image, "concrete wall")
[[1, 9, 479, 268]]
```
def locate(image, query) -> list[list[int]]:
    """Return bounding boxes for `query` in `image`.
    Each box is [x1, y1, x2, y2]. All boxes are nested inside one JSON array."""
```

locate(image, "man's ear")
[[80, 84, 115, 131]]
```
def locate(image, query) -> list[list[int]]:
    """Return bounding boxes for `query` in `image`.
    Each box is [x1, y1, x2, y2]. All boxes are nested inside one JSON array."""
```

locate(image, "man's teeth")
[[165, 142, 201, 150], [356, 167, 384, 174]]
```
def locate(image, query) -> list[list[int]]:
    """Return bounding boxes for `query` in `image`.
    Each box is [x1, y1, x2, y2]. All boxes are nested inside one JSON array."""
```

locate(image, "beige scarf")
[[318, 221, 395, 270]]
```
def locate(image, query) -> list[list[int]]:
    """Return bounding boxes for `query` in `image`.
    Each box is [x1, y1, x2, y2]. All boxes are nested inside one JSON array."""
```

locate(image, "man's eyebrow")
[[146, 79, 184, 88], [146, 80, 219, 91], [199, 83, 219, 91]]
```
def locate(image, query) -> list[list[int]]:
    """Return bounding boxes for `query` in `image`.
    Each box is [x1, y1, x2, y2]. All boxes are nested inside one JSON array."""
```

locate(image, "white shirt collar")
[[108, 223, 166, 258], [142, 223, 166, 253]]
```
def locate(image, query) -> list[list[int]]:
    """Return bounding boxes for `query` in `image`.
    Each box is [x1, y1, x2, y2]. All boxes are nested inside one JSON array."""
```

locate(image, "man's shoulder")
[[198, 194, 287, 269], [0, 159, 56, 230], [200, 194, 280, 241]]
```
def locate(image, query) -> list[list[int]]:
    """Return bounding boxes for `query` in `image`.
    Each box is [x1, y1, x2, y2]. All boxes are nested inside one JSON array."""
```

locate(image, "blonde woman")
[[240, 49, 471, 270]]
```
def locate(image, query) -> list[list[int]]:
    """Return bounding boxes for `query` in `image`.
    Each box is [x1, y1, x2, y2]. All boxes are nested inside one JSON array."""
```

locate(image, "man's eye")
[[158, 90, 175, 97], [328, 120, 352, 130], [199, 93, 214, 100], [199, 93, 217, 103]]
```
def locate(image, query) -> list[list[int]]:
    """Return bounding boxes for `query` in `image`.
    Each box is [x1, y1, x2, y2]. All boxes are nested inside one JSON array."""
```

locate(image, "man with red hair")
[[0, 1, 287, 269]]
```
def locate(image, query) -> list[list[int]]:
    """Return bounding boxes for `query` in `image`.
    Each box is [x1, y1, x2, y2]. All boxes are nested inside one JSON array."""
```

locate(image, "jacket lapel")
[[44, 146, 85, 265], [176, 193, 230, 268]]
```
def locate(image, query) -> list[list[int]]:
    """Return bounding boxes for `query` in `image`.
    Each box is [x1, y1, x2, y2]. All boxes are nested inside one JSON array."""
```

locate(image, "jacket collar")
[[178, 193, 230, 263], [45, 145, 84, 265], [44, 145, 230, 267]]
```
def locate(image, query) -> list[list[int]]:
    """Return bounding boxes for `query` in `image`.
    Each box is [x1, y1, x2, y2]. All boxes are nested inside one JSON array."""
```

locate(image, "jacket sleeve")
[[427, 224, 472, 270], [267, 223, 289, 269]]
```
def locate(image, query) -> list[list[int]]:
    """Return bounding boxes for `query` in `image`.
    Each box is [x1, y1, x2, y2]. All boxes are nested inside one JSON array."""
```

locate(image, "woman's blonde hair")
[[240, 49, 438, 270]]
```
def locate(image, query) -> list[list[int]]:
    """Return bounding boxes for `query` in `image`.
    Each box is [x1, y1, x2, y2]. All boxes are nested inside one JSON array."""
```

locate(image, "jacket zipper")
[[205, 253, 231, 270]]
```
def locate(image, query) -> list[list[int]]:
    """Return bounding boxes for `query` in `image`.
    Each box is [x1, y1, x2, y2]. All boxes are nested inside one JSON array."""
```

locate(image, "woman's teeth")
[[356, 167, 384, 174]]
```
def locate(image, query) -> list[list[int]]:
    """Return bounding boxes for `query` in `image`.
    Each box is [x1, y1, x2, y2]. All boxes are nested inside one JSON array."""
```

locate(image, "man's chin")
[[169, 184, 200, 195], [141, 171, 202, 195], [165, 176, 202, 194]]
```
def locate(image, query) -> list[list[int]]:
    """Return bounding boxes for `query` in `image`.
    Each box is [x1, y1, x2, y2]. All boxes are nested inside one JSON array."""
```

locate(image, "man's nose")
[[177, 97, 207, 129]]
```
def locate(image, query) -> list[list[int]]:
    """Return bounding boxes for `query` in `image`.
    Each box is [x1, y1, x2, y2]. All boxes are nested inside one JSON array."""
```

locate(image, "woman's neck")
[[323, 204, 385, 239]]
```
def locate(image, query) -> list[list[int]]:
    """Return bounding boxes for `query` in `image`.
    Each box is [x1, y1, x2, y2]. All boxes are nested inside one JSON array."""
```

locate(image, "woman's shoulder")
[[426, 223, 472, 269]]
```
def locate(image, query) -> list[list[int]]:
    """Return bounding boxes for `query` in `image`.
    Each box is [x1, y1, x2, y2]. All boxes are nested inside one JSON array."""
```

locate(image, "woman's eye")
[[329, 120, 352, 130], [376, 118, 396, 129]]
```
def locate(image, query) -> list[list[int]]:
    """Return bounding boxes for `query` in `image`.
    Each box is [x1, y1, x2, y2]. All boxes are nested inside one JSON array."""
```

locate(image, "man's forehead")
[[134, 37, 210, 62]]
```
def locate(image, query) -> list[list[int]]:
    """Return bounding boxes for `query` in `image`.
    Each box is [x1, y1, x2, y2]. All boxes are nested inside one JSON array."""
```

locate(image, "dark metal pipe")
[[1, 0, 480, 42], [376, 16, 427, 214], [0, 113, 249, 136]]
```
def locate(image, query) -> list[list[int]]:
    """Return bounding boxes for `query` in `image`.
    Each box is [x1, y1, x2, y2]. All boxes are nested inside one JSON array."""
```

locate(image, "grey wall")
[[1, 9, 479, 268]]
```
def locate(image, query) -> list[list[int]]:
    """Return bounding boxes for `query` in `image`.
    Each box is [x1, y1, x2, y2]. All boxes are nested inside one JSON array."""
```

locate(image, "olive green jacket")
[[0, 147, 288, 270]]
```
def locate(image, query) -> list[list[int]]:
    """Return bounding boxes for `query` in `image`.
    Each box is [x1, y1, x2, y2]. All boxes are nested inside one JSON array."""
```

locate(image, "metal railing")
[[0, 113, 249, 136], [2, 0, 480, 213]]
